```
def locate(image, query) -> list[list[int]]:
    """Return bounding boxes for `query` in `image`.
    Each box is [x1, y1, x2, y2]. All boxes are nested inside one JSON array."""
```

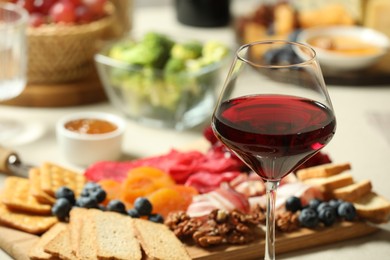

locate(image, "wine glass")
[[211, 41, 336, 259], [0, 2, 28, 144]]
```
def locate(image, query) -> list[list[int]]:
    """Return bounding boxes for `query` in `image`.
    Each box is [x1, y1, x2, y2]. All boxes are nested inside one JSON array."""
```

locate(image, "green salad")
[[106, 32, 230, 114]]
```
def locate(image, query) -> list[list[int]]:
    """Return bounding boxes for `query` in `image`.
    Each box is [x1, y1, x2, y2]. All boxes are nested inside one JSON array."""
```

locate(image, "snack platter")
[[0, 219, 379, 259], [0, 135, 388, 259]]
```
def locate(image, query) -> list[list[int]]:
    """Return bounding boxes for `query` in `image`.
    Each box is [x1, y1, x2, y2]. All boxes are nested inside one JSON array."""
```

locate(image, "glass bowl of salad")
[[94, 32, 230, 130]]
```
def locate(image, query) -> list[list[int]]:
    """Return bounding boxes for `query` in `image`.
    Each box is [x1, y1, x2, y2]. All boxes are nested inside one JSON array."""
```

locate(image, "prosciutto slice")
[[186, 183, 250, 217], [248, 182, 323, 211]]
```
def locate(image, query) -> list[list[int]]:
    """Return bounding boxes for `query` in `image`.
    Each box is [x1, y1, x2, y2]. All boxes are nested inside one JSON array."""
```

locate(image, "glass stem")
[[264, 180, 279, 260]]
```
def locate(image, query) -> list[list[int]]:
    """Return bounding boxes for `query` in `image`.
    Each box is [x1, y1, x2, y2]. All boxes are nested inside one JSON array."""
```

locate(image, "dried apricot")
[[120, 167, 175, 206], [147, 185, 198, 218], [98, 179, 121, 205]]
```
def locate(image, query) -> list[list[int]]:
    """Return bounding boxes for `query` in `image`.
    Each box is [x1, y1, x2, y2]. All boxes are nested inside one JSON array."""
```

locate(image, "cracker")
[[39, 162, 85, 197], [69, 208, 98, 259], [29, 168, 56, 205], [0, 197, 58, 235], [44, 228, 74, 260], [1, 176, 51, 215], [29, 222, 68, 260]]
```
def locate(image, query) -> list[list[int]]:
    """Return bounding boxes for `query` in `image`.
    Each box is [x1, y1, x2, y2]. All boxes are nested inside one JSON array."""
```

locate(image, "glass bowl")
[[94, 36, 229, 130]]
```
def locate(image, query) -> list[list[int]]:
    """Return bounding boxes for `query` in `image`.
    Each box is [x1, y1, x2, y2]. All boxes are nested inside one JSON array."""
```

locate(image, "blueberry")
[[308, 198, 322, 210], [134, 197, 153, 216], [55, 186, 75, 205], [106, 200, 127, 214], [52, 198, 72, 221], [127, 208, 140, 218], [80, 182, 101, 197], [276, 47, 295, 65], [298, 208, 319, 228], [84, 182, 101, 190], [338, 202, 356, 221], [263, 48, 281, 65], [285, 196, 302, 212], [89, 188, 107, 203], [148, 214, 164, 224], [75, 196, 98, 209], [329, 199, 343, 215], [317, 202, 332, 213], [318, 207, 337, 227]]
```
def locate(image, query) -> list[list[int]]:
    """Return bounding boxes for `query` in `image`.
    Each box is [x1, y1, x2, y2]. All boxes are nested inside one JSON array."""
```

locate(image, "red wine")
[[212, 94, 336, 181]]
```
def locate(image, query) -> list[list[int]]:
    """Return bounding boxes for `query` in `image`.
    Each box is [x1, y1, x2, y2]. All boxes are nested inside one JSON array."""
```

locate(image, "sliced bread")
[[303, 172, 354, 193], [75, 208, 99, 259], [92, 210, 142, 260], [296, 162, 351, 181], [353, 192, 390, 223], [29, 222, 67, 260], [43, 229, 74, 260], [133, 218, 191, 260], [332, 179, 372, 202]]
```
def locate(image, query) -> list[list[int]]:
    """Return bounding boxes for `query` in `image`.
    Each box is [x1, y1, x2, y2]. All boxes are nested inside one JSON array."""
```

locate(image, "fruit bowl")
[[26, 1, 114, 83], [297, 26, 390, 71], [94, 33, 230, 130]]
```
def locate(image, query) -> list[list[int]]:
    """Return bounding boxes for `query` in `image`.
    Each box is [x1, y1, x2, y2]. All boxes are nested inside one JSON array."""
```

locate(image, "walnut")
[[166, 208, 265, 248], [196, 235, 224, 247], [276, 211, 300, 232]]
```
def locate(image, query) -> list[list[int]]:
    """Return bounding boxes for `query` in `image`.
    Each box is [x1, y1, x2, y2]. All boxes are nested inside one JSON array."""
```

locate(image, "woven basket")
[[27, 4, 114, 84]]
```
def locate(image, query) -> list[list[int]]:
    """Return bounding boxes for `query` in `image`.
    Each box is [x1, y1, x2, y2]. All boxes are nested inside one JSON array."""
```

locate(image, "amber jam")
[[65, 118, 118, 134]]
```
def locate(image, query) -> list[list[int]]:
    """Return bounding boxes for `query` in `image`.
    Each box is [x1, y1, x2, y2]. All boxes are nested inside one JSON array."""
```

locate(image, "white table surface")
[[1, 2, 390, 259]]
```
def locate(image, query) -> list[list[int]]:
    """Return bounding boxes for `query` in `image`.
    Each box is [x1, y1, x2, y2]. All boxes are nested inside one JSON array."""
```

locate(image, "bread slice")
[[75, 208, 99, 259], [296, 162, 351, 181], [92, 211, 142, 260], [29, 222, 67, 260], [44, 229, 74, 260], [133, 218, 191, 260], [332, 179, 372, 202], [69, 207, 85, 257], [303, 172, 354, 192], [354, 192, 390, 223]]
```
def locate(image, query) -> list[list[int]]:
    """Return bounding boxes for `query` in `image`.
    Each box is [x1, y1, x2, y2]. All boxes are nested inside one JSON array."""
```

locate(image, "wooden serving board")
[[0, 71, 107, 108], [0, 220, 379, 260]]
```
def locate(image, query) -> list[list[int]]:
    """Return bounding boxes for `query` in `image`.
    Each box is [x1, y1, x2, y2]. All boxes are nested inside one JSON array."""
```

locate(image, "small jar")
[[175, 0, 231, 28]]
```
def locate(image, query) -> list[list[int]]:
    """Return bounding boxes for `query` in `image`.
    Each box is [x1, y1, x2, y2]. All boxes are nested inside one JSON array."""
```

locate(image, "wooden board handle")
[[0, 146, 16, 174]]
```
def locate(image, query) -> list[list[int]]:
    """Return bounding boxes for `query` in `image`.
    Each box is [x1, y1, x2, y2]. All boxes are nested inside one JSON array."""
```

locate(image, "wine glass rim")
[[236, 40, 317, 68]]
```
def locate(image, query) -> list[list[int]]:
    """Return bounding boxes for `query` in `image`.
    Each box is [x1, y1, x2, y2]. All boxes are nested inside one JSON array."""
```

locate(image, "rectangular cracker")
[[44, 228, 74, 260], [39, 162, 85, 197], [0, 196, 58, 235], [29, 222, 68, 260], [92, 211, 142, 260], [69, 207, 98, 259], [29, 168, 56, 205], [1, 176, 51, 215], [133, 218, 191, 260]]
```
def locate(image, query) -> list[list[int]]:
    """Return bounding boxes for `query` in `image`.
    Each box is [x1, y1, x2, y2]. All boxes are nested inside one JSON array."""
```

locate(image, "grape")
[[75, 4, 93, 23], [35, 0, 57, 15], [19, 0, 107, 26], [49, 0, 77, 24], [29, 13, 46, 27], [82, 0, 106, 18]]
